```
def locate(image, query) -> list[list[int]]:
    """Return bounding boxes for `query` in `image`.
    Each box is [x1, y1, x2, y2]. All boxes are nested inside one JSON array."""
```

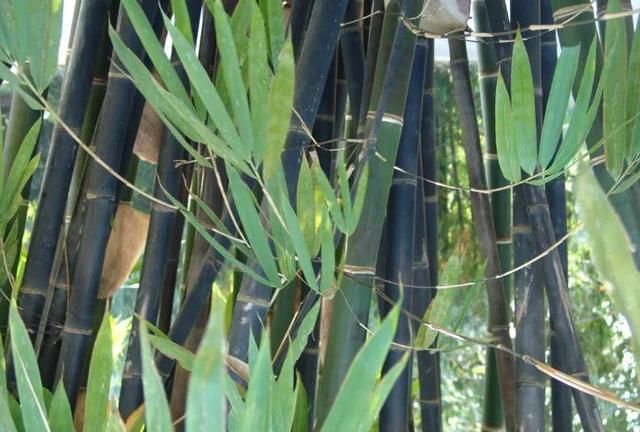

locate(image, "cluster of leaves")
[[110, 0, 368, 296]]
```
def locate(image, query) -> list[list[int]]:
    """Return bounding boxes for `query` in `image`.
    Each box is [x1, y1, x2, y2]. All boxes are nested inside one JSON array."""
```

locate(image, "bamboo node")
[[63, 326, 93, 336]]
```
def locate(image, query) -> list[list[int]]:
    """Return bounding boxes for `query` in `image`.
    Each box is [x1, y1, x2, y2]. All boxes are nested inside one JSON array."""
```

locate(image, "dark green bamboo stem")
[[19, 0, 111, 345], [290, 0, 315, 59], [339, 0, 365, 129], [54, 0, 164, 408], [448, 36, 517, 432], [379, 39, 425, 431], [281, 0, 349, 204], [358, 0, 384, 129], [415, 37, 442, 432], [510, 4, 547, 431], [541, 0, 573, 428], [472, 2, 512, 428], [315, 0, 420, 425]]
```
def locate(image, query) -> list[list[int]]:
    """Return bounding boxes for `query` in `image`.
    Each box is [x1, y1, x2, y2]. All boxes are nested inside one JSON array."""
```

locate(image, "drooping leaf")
[[147, 334, 195, 372], [602, 0, 628, 178], [259, 0, 285, 67], [248, 6, 270, 163], [185, 290, 227, 432], [511, 31, 538, 175], [139, 323, 173, 432], [208, 0, 254, 152], [297, 158, 317, 249], [538, 45, 580, 169], [550, 37, 599, 173], [48, 382, 74, 432], [575, 163, 640, 381], [264, 38, 295, 181], [9, 301, 49, 432], [121, 0, 190, 104], [495, 73, 520, 182], [227, 166, 280, 286], [320, 305, 401, 431], [84, 312, 114, 432]]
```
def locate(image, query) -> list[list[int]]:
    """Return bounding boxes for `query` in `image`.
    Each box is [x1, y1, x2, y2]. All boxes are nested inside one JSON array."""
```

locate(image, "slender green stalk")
[[378, 39, 425, 431], [315, 0, 420, 425], [448, 36, 517, 432], [54, 0, 165, 408], [415, 37, 442, 432]]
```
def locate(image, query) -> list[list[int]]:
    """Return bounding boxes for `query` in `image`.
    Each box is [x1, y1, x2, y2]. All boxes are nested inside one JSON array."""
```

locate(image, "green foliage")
[[83, 312, 114, 432], [0, 0, 63, 92], [576, 163, 640, 380]]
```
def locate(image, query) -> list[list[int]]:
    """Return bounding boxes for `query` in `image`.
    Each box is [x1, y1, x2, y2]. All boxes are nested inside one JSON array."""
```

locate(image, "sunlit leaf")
[[84, 312, 113, 432], [48, 382, 74, 432], [495, 73, 520, 182], [139, 323, 173, 432], [511, 31, 537, 175]]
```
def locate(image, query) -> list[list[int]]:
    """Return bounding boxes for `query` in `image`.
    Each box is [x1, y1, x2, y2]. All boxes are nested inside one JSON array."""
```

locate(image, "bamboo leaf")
[[320, 305, 400, 431], [0, 120, 40, 220], [576, 163, 640, 381], [291, 379, 308, 432], [207, 0, 254, 153], [495, 73, 520, 182], [147, 334, 195, 372], [231, 0, 254, 67], [160, 14, 249, 159], [319, 221, 335, 294], [249, 7, 270, 164], [278, 189, 320, 292], [227, 166, 280, 286], [511, 31, 538, 175], [628, 14, 640, 157], [348, 163, 369, 235], [313, 163, 347, 232], [186, 290, 227, 432], [237, 334, 272, 432], [84, 312, 114, 432], [48, 382, 74, 432], [602, 0, 627, 178], [297, 158, 317, 249], [106, 403, 127, 432], [121, 0, 191, 104], [0, 392, 17, 432], [259, 0, 285, 67], [139, 324, 173, 432], [170, 0, 195, 43], [264, 38, 294, 181], [550, 37, 599, 173], [9, 301, 49, 432], [539, 45, 580, 169]]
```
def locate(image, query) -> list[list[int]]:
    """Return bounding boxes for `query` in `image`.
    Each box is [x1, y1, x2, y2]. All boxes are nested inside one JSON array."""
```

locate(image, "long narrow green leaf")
[[9, 302, 49, 432], [319, 222, 335, 294], [249, 7, 270, 164], [208, 0, 254, 152], [231, 0, 254, 67], [170, 0, 194, 43], [576, 163, 640, 379], [602, 0, 627, 178], [0, 393, 17, 432], [83, 312, 113, 432], [227, 166, 280, 286], [259, 0, 285, 67], [539, 45, 580, 169], [296, 158, 317, 249], [511, 31, 538, 175], [48, 383, 74, 432], [237, 334, 272, 432], [161, 14, 249, 159], [550, 37, 599, 173], [495, 73, 520, 182], [320, 305, 400, 431], [348, 163, 369, 235], [121, 0, 191, 104], [313, 163, 347, 232], [147, 334, 195, 372], [627, 14, 640, 157], [139, 324, 173, 432], [186, 290, 227, 432]]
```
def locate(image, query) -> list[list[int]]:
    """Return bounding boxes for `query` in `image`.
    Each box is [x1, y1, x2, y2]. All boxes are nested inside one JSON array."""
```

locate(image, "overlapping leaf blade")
[[495, 74, 520, 182]]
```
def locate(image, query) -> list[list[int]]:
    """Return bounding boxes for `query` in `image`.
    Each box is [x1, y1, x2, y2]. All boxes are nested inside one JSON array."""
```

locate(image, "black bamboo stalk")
[[118, 0, 201, 417], [448, 36, 517, 432], [541, 0, 573, 428], [339, 0, 365, 130], [415, 37, 442, 432], [18, 0, 112, 343], [281, 0, 349, 204], [510, 3, 547, 431], [315, 0, 420, 424], [378, 39, 425, 431], [290, 0, 314, 59], [358, 0, 384, 128], [54, 0, 165, 408]]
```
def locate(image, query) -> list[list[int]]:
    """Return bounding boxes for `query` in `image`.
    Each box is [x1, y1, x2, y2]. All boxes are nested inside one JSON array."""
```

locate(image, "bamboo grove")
[[0, 0, 639, 430]]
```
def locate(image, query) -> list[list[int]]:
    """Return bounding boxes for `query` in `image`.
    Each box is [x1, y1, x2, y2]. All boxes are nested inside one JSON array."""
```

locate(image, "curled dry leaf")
[[417, 0, 471, 35]]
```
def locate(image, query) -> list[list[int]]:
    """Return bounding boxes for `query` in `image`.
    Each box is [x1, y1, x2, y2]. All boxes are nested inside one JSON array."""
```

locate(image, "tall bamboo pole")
[[448, 36, 517, 432], [18, 0, 112, 341], [379, 39, 425, 431], [541, 0, 573, 429], [54, 0, 165, 408], [315, 0, 420, 425]]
